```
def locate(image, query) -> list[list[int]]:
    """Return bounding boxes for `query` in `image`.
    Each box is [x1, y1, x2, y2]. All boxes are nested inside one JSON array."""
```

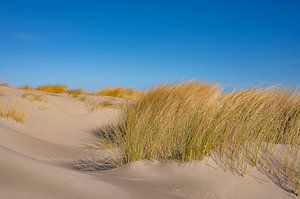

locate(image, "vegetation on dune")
[[67, 88, 86, 98], [36, 84, 68, 93], [18, 85, 33, 90], [27, 84, 141, 101], [87, 100, 115, 112], [22, 91, 46, 102], [114, 82, 221, 162], [72, 92, 116, 112], [96, 87, 143, 100], [0, 103, 26, 123], [98, 81, 300, 195]]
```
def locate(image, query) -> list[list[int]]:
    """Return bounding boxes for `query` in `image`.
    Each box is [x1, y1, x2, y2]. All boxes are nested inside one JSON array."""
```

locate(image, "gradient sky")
[[0, 0, 299, 91]]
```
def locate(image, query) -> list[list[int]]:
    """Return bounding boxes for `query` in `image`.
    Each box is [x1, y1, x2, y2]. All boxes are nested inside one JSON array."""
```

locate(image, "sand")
[[0, 85, 296, 199]]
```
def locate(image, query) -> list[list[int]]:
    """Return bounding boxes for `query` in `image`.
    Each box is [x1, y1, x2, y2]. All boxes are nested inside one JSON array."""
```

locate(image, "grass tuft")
[[67, 88, 86, 98], [88, 100, 115, 112], [0, 103, 26, 123], [18, 85, 33, 91], [36, 84, 67, 93], [22, 91, 46, 102], [96, 87, 143, 100]]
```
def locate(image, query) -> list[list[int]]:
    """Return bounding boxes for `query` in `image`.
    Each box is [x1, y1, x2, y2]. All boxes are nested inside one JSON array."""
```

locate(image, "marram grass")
[[0, 103, 26, 123], [100, 82, 300, 195], [36, 84, 68, 93], [96, 87, 143, 100]]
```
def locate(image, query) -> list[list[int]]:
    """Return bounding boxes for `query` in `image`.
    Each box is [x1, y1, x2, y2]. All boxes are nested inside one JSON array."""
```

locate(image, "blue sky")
[[0, 0, 299, 91]]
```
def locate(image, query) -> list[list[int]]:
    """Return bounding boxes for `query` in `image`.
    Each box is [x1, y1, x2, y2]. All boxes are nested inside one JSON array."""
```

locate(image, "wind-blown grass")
[[0, 103, 26, 123], [99, 81, 300, 195]]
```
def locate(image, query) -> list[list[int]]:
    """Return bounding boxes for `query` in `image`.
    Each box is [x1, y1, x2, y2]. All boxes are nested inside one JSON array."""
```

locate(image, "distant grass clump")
[[18, 85, 33, 91], [36, 84, 67, 93], [96, 87, 143, 100], [22, 91, 46, 102], [88, 100, 115, 112], [21, 91, 48, 111], [0, 103, 26, 123], [99, 82, 300, 195], [67, 88, 86, 98], [21, 91, 46, 102]]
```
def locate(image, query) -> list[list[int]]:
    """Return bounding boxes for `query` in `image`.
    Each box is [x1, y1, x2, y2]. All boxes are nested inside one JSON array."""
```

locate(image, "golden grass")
[[95, 87, 143, 100], [0, 103, 26, 123], [99, 81, 300, 195], [67, 88, 86, 98], [113, 82, 221, 162], [36, 84, 67, 93], [18, 85, 33, 91]]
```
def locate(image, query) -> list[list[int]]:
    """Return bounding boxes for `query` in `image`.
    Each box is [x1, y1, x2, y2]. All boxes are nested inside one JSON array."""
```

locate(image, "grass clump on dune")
[[88, 100, 115, 112], [96, 87, 143, 100], [18, 85, 33, 90], [67, 88, 86, 98], [22, 91, 46, 102], [115, 82, 221, 162], [100, 81, 300, 195], [0, 103, 26, 123], [36, 84, 67, 93]]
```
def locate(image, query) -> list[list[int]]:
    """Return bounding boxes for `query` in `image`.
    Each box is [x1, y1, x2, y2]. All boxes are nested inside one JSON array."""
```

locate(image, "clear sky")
[[0, 0, 299, 91]]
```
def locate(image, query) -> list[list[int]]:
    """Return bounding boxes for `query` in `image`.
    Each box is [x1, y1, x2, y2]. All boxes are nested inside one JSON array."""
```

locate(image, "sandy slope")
[[0, 86, 296, 199]]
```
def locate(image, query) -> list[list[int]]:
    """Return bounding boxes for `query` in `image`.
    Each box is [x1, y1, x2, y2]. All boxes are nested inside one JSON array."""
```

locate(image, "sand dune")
[[0, 85, 296, 199]]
